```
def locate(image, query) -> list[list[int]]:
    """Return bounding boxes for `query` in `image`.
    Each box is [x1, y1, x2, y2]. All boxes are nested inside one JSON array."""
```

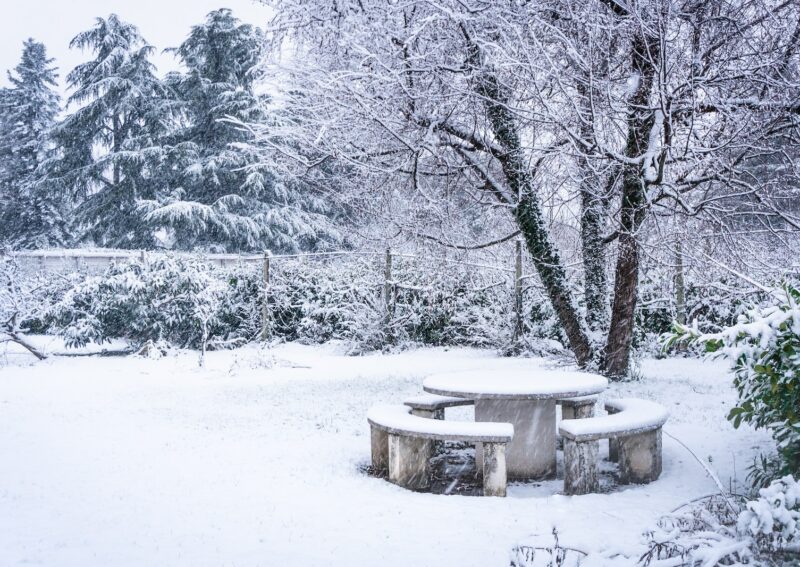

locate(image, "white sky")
[[0, 0, 273, 97]]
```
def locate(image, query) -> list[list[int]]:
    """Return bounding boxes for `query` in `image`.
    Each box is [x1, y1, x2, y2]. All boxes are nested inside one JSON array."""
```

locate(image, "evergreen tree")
[[0, 39, 63, 248], [141, 9, 337, 252], [38, 15, 169, 248]]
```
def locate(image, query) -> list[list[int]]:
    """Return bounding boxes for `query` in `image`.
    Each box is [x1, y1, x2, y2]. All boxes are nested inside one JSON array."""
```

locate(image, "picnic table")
[[423, 369, 608, 479]]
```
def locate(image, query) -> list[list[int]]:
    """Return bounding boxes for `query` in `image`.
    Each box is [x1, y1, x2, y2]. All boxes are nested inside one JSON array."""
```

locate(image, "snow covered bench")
[[403, 394, 474, 420], [558, 398, 669, 495], [367, 404, 514, 497]]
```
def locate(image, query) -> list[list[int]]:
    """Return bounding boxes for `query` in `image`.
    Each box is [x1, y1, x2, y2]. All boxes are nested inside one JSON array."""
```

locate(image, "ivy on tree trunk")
[[462, 25, 594, 368]]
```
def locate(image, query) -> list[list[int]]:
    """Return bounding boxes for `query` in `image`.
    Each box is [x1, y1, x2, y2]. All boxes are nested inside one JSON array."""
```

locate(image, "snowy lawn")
[[0, 342, 771, 566]]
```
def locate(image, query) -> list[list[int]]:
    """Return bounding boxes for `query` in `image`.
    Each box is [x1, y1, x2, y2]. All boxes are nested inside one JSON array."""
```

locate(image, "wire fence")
[[6, 245, 531, 344]]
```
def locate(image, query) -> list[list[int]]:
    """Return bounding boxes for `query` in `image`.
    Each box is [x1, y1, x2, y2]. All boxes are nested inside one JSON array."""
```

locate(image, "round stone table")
[[423, 369, 607, 480]]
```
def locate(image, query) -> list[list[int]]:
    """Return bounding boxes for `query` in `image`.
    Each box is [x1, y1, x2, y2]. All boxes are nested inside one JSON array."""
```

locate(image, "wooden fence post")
[[261, 251, 271, 342], [514, 239, 523, 339], [384, 248, 393, 322], [674, 240, 686, 325]]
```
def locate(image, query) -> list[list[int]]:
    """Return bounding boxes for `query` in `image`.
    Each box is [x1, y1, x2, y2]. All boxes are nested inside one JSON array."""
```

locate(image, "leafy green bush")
[[666, 284, 800, 484], [45, 257, 252, 351], [36, 253, 563, 355]]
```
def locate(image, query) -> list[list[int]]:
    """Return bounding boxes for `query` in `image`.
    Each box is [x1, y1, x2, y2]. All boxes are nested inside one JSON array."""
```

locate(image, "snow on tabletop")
[[559, 398, 669, 439], [368, 404, 513, 439], [423, 369, 608, 399]]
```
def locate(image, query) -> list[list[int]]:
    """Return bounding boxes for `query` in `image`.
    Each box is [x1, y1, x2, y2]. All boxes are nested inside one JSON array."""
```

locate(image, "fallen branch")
[[2, 329, 48, 361]]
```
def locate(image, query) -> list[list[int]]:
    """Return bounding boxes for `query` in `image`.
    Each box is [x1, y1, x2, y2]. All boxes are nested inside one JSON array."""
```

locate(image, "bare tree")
[[253, 0, 800, 377]]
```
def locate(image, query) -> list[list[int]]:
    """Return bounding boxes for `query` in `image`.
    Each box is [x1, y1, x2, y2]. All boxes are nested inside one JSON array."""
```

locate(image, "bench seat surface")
[[559, 398, 668, 441], [403, 394, 473, 410], [368, 404, 513, 442]]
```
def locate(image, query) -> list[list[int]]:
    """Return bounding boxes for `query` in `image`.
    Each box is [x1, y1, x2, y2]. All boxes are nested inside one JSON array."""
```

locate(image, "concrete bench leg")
[[482, 442, 507, 497], [410, 409, 444, 456], [618, 429, 662, 484], [561, 402, 595, 420], [606, 407, 620, 462], [559, 401, 594, 450], [609, 438, 619, 462], [563, 438, 599, 495], [388, 434, 432, 490], [370, 426, 389, 470]]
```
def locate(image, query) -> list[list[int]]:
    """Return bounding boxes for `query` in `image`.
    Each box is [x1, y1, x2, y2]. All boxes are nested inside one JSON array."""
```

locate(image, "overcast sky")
[[0, 0, 272, 96]]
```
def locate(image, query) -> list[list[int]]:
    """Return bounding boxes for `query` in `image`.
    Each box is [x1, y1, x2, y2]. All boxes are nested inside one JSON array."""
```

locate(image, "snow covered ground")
[[0, 341, 771, 566]]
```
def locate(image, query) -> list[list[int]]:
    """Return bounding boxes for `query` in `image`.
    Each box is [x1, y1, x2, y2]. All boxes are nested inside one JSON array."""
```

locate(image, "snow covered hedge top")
[[367, 404, 514, 442], [423, 369, 607, 400], [559, 398, 669, 441]]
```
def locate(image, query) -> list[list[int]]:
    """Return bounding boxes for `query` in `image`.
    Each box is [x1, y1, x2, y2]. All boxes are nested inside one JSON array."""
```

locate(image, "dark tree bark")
[[461, 25, 595, 367], [576, 80, 609, 336], [581, 188, 608, 334], [602, 24, 661, 379]]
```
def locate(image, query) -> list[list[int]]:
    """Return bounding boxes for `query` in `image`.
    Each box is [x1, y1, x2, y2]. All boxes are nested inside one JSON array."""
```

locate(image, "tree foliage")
[[140, 9, 339, 253], [0, 39, 63, 248], [255, 0, 800, 376], [38, 15, 171, 249], [667, 285, 800, 484]]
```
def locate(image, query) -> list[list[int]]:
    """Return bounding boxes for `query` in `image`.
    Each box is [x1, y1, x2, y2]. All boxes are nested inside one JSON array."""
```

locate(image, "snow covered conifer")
[[37, 15, 170, 248], [140, 9, 339, 252], [0, 39, 64, 248]]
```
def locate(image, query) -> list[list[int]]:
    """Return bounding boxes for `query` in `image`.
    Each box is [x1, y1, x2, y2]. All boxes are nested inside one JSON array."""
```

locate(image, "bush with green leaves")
[[265, 255, 522, 353], [45, 256, 253, 351], [38, 253, 563, 355], [666, 284, 800, 484]]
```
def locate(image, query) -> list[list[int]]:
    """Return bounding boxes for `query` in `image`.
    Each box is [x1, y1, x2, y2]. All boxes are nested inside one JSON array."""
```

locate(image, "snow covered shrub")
[[639, 494, 753, 566], [45, 256, 251, 351], [37, 252, 561, 356], [666, 284, 800, 484], [265, 255, 523, 353], [637, 486, 800, 566], [267, 257, 380, 345], [636, 271, 746, 357], [738, 475, 800, 554], [0, 255, 53, 359]]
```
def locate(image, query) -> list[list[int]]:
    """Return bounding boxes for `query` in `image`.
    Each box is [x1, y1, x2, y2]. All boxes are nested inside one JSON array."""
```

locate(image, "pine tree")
[[0, 39, 63, 248], [141, 9, 338, 253], [38, 15, 170, 248]]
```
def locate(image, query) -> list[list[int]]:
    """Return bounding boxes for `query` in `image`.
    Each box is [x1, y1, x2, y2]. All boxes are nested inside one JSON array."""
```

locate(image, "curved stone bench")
[[368, 404, 513, 497], [559, 398, 669, 495]]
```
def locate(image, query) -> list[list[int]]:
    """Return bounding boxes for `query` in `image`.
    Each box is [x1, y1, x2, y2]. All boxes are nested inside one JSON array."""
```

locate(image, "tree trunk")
[[462, 26, 594, 367], [581, 188, 608, 334], [5, 329, 48, 361], [602, 26, 660, 379], [577, 78, 609, 336]]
